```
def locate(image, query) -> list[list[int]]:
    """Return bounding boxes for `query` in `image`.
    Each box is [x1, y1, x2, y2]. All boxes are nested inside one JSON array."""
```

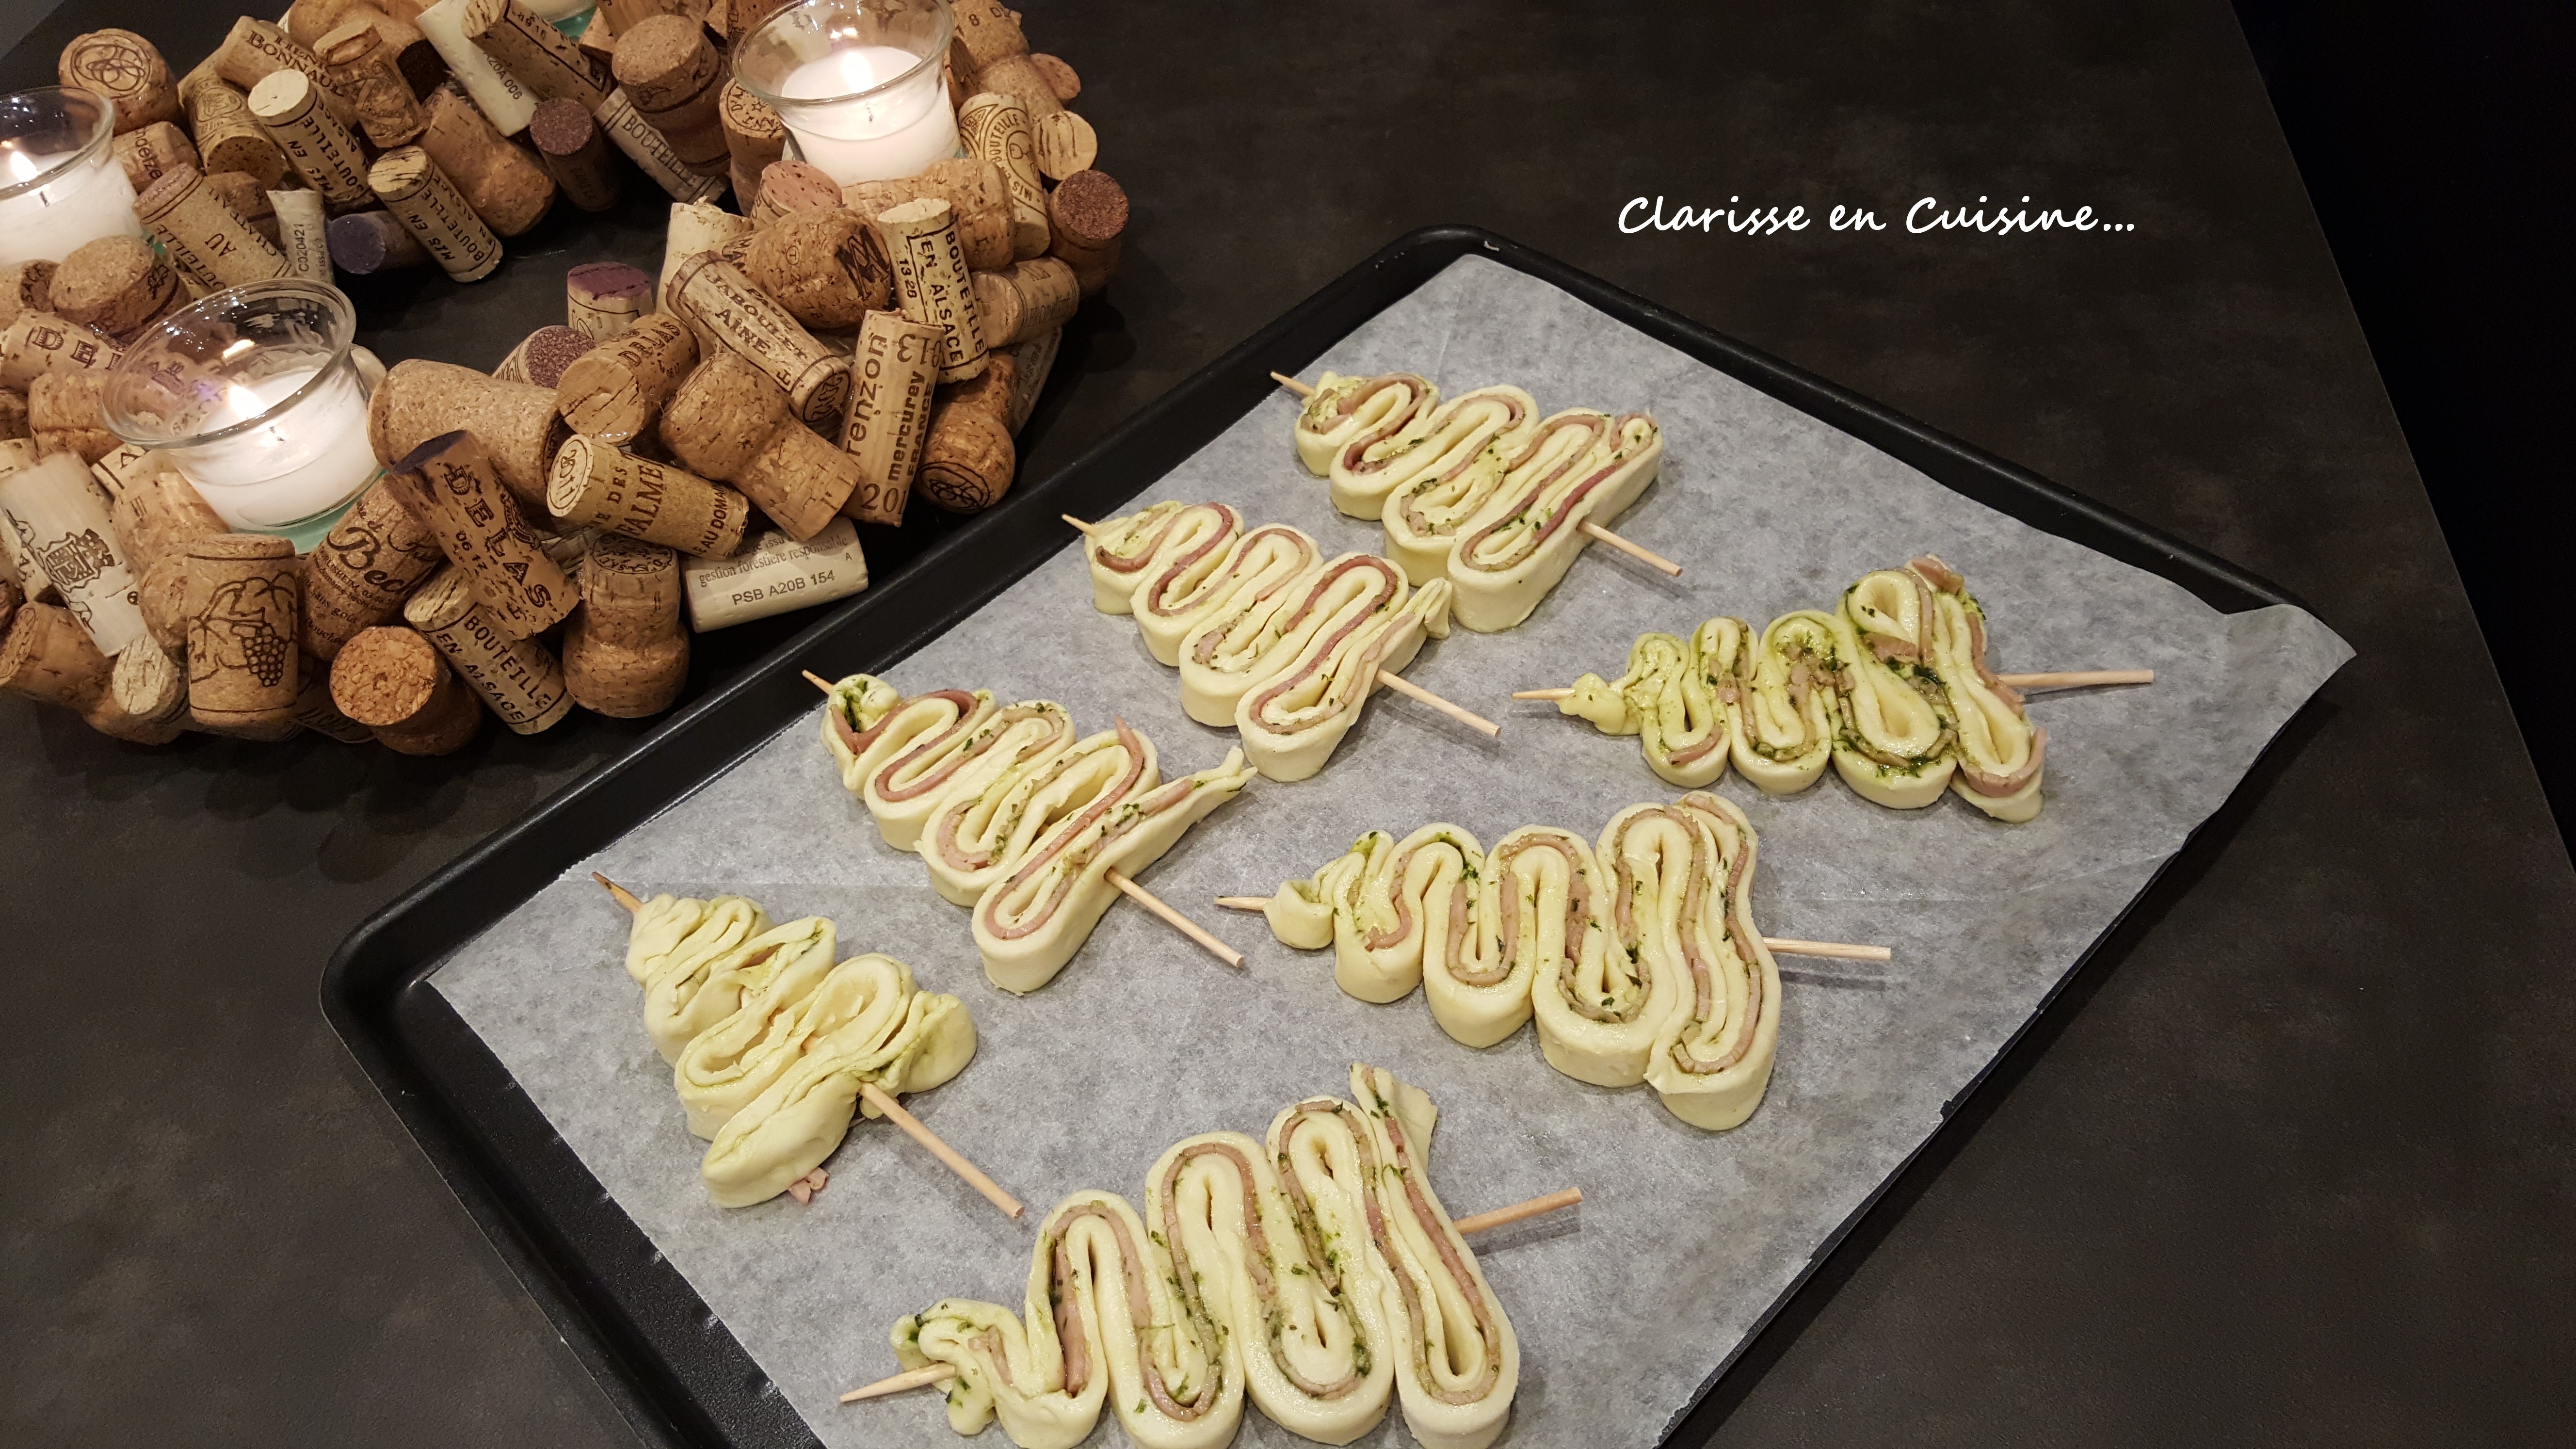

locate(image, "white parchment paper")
[[433, 257, 2351, 1449]]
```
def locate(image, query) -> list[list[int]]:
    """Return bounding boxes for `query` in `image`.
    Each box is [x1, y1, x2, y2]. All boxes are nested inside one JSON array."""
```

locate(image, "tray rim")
[[322, 223, 2319, 1449]]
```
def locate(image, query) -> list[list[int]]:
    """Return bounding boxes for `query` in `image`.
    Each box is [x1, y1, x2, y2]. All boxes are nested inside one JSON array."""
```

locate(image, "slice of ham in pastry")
[[1449, 411, 1664, 633], [916, 713, 1107, 907], [1642, 792, 1782, 1130], [1296, 370, 1431, 480], [1322, 374, 1442, 518], [1909, 554, 2045, 821], [1085, 501, 1241, 614], [1527, 803, 1695, 1088], [818, 672, 908, 784], [1727, 610, 1841, 795], [624, 891, 769, 986], [1434, 824, 1599, 1050], [1236, 556, 1453, 782], [824, 682, 1000, 848], [1559, 617, 1743, 789], [1368, 385, 1539, 583], [1174, 546, 1335, 727], [869, 700, 1075, 853], [1134, 522, 1322, 669], [642, 914, 837, 1065], [1267, 822, 1485, 1005], [1831, 567, 1960, 809]]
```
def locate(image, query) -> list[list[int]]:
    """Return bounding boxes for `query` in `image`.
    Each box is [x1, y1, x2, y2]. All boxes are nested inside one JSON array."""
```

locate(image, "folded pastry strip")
[[1236, 556, 1454, 782], [1642, 792, 1782, 1129], [1368, 386, 1540, 582], [1450, 411, 1665, 633], [1139, 522, 1322, 670], [920, 720, 1115, 907], [642, 915, 838, 1066], [1726, 610, 1841, 795], [1174, 537, 1343, 728], [1438, 825, 1597, 1050], [1087, 501, 1242, 614], [1908, 554, 2045, 821], [893, 1065, 1513, 1449], [825, 685, 999, 849], [1268, 822, 1486, 1006], [1320, 374, 1443, 517], [1832, 565, 1960, 810], [872, 702, 1078, 853], [1527, 804, 1689, 1088], [1562, 617, 1741, 789], [1297, 371, 1437, 483], [624, 892, 768, 986]]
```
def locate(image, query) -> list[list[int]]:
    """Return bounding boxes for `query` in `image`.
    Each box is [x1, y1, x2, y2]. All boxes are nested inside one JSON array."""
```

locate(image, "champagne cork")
[[1046, 168, 1127, 298], [269, 188, 334, 283], [366, 146, 503, 283], [663, 252, 853, 432], [300, 478, 447, 660], [837, 309, 940, 527], [949, 0, 1029, 70], [680, 517, 867, 631], [290, 655, 377, 742], [0, 573, 15, 633], [0, 391, 26, 443], [30, 374, 120, 465], [368, 359, 566, 509], [562, 531, 686, 716], [248, 69, 375, 210], [746, 160, 840, 227], [112, 639, 191, 729], [566, 261, 652, 338], [1031, 111, 1096, 182], [326, 210, 432, 274], [212, 18, 361, 129], [873, 199, 987, 384], [914, 394, 1014, 514], [0, 599, 111, 712], [48, 237, 186, 345], [183, 533, 301, 726], [1028, 53, 1079, 103], [402, 566, 573, 732], [555, 311, 696, 443], [60, 30, 180, 133], [659, 202, 753, 306], [659, 352, 860, 539], [492, 325, 596, 388], [918, 157, 1014, 272], [719, 80, 785, 206], [331, 624, 483, 754], [530, 99, 621, 214], [973, 54, 1062, 120], [415, 0, 538, 135], [611, 17, 727, 177], [136, 165, 291, 291], [461, 0, 611, 110], [958, 93, 1048, 259], [417, 84, 558, 236], [384, 430, 576, 636], [319, 16, 432, 148], [113, 122, 201, 193], [0, 263, 54, 330], [296, 4, 447, 95], [546, 435, 747, 556], [743, 210, 891, 332], [0, 315, 119, 393], [969, 257, 1077, 352], [0, 451, 148, 655], [941, 347, 1013, 423], [595, 89, 724, 203], [180, 77, 289, 189]]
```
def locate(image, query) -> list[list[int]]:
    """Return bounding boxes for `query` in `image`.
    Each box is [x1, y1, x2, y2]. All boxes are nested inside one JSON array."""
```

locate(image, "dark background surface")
[[5, 1, 2572, 1446]]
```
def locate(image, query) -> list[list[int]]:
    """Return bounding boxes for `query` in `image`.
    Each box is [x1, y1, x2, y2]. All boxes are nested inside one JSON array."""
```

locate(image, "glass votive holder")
[[100, 280, 384, 553], [0, 86, 147, 269], [732, 0, 961, 186]]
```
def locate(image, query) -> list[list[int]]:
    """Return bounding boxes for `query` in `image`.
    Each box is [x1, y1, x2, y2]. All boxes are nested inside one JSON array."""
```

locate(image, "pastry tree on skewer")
[[886, 1064, 1519, 1449]]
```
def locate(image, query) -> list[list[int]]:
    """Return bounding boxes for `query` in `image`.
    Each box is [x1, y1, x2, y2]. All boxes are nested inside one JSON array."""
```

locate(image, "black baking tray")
[[322, 225, 2311, 1449]]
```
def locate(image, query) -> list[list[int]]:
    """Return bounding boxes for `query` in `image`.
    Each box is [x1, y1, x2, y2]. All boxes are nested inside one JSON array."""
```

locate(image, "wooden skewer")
[[1271, 371, 1681, 578], [1106, 870, 1244, 968], [1994, 669, 2154, 690], [1062, 514, 1095, 535], [802, 669, 837, 693], [836, 1183, 1581, 1402], [596, 869, 1025, 1219], [1378, 670, 1501, 739], [1212, 896, 1886, 960], [1511, 688, 1574, 701]]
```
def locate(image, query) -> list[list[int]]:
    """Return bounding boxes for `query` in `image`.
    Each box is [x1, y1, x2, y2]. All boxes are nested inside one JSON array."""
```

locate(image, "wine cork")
[[416, 84, 558, 236], [269, 188, 334, 283], [914, 395, 1014, 514], [723, 0, 792, 41], [663, 252, 853, 432], [384, 430, 576, 637], [680, 517, 867, 630], [300, 477, 448, 660], [319, 16, 432, 148], [331, 625, 483, 754], [611, 17, 727, 176], [0, 315, 119, 393], [200, 171, 281, 251], [566, 261, 652, 339], [48, 237, 186, 345], [562, 531, 685, 717], [530, 99, 621, 213], [108, 460, 224, 566], [942, 348, 1014, 424], [368, 360, 566, 509], [1031, 111, 1096, 182], [298, 4, 447, 94], [112, 639, 190, 729], [837, 310, 940, 527], [973, 54, 1062, 120], [135, 165, 292, 291], [659, 352, 860, 539], [366, 146, 503, 283], [0, 451, 148, 655], [29, 373, 119, 465], [213, 18, 361, 129], [402, 566, 573, 733], [555, 312, 696, 443], [0, 599, 111, 712], [969, 257, 1077, 352], [112, 122, 201, 194], [546, 435, 748, 556], [180, 77, 290, 189], [290, 655, 377, 742], [461, 0, 611, 110], [918, 157, 1014, 272], [599, 0, 691, 32], [326, 209, 432, 274], [746, 160, 841, 227], [575, 8, 616, 68], [595, 89, 724, 203], [415, 0, 538, 135], [743, 210, 891, 333], [1046, 168, 1127, 298], [1028, 53, 1079, 103], [719, 80, 785, 201], [60, 30, 181, 133], [949, 0, 1029, 69], [183, 533, 301, 726], [659, 202, 753, 307], [247, 69, 375, 211], [958, 93, 1048, 259], [0, 391, 26, 443], [873, 199, 987, 384], [0, 263, 54, 331], [493, 325, 596, 387]]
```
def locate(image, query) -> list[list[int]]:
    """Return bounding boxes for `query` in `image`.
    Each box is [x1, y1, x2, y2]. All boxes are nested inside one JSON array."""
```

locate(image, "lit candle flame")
[[2, 148, 38, 185]]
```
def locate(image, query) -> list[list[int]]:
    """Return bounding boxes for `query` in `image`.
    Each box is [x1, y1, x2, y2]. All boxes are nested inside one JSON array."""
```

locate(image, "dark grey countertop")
[[6, 2, 2570, 1446]]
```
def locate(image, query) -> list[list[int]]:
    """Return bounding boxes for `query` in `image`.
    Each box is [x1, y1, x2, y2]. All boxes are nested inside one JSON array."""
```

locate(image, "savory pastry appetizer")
[[1084, 500, 1242, 614], [1356, 384, 1538, 577], [1233, 560, 1453, 782], [1448, 410, 1664, 633]]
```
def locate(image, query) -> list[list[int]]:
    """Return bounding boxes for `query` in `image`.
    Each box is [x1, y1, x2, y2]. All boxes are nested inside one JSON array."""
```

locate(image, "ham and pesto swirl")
[[1235, 556, 1454, 782], [889, 1064, 1516, 1449], [1144, 522, 1324, 672], [1366, 385, 1539, 580], [1084, 501, 1243, 614], [1295, 370, 1440, 484], [1450, 411, 1664, 632], [1642, 792, 1783, 1129]]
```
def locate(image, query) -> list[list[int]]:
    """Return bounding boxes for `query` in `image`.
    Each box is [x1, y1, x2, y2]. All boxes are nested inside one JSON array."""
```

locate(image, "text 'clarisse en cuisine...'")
[[1617, 195, 2138, 235]]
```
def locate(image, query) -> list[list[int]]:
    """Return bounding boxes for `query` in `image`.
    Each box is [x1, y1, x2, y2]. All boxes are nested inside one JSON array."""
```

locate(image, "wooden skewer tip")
[[802, 669, 836, 694], [1108, 869, 1245, 968], [856, 1081, 1025, 1219], [1452, 1186, 1584, 1235], [1511, 688, 1574, 701], [1764, 937, 1895, 963], [593, 872, 643, 914], [1270, 371, 1314, 397], [1061, 514, 1095, 535], [1576, 521, 1683, 576], [1213, 896, 1272, 911], [840, 1363, 957, 1403], [1378, 670, 1501, 739], [1994, 669, 2156, 690]]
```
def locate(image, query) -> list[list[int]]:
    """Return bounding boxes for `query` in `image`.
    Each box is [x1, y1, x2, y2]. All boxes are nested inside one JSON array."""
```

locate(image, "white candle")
[[775, 45, 960, 184], [176, 365, 383, 538], [0, 97, 147, 268]]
